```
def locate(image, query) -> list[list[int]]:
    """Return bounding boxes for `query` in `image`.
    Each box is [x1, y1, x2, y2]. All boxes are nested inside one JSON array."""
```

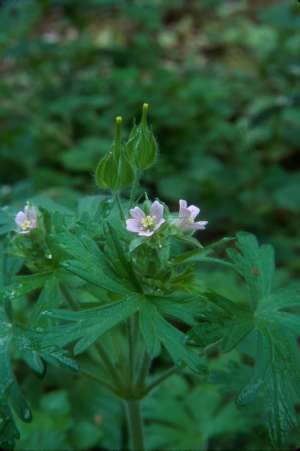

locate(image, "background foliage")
[[1, 0, 300, 450]]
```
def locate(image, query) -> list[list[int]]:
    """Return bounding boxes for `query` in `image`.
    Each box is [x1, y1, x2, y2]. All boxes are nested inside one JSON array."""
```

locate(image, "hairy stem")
[[125, 400, 145, 451]]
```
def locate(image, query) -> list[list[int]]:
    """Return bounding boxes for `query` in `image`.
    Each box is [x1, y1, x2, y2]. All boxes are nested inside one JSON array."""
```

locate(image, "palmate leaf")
[[227, 233, 300, 447], [42, 295, 141, 355], [30, 275, 63, 326], [191, 293, 254, 353], [192, 233, 300, 447], [236, 326, 300, 449], [0, 304, 79, 436], [0, 310, 40, 448], [59, 228, 137, 296], [144, 375, 248, 451], [139, 299, 204, 372], [0, 246, 78, 451], [0, 272, 52, 302], [227, 232, 275, 306]]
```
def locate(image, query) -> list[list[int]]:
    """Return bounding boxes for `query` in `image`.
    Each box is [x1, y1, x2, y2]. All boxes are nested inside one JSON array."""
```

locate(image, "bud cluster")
[[95, 104, 158, 192]]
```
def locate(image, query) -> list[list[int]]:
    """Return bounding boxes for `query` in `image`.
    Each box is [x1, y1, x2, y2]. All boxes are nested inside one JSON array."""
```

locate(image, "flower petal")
[[187, 205, 200, 220], [150, 201, 164, 222], [26, 207, 37, 222], [138, 229, 154, 237], [179, 199, 187, 215], [126, 219, 141, 233], [15, 211, 26, 227], [130, 207, 145, 220], [192, 220, 208, 230], [153, 218, 165, 232]]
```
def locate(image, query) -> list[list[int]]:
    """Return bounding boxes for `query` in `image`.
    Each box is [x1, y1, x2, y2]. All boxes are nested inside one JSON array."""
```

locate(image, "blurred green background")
[[1, 0, 300, 449]]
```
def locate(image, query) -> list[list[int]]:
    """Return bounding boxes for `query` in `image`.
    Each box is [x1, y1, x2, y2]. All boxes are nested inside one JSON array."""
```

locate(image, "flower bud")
[[126, 103, 158, 170], [96, 116, 134, 192]]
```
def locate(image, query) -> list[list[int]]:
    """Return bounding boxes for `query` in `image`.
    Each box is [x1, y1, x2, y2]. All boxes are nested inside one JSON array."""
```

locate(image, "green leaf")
[[173, 236, 233, 264], [1, 272, 51, 302], [62, 259, 131, 296], [227, 232, 275, 305], [42, 295, 140, 354], [139, 300, 204, 372], [145, 375, 248, 451], [225, 233, 300, 447], [139, 300, 161, 358], [30, 275, 63, 326], [236, 328, 299, 448], [191, 293, 254, 352], [58, 229, 133, 295]]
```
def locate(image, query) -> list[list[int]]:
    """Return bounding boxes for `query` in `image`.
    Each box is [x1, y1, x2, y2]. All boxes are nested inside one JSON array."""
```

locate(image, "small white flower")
[[175, 199, 208, 231], [126, 201, 165, 237], [15, 203, 37, 234]]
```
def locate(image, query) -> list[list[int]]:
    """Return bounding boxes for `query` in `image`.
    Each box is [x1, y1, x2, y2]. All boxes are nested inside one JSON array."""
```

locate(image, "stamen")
[[141, 215, 155, 230]]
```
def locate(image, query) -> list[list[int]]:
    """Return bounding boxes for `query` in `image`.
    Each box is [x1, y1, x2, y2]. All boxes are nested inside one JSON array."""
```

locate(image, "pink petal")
[[178, 201, 192, 219], [130, 207, 145, 220], [179, 199, 187, 215], [138, 229, 154, 237], [150, 201, 164, 222], [191, 220, 208, 230], [126, 219, 141, 233], [26, 207, 37, 222], [187, 205, 200, 220], [15, 211, 26, 227], [153, 218, 165, 232]]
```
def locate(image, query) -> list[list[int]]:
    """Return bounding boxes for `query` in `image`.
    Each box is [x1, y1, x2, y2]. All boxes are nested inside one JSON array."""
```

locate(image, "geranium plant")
[[0, 104, 300, 450]]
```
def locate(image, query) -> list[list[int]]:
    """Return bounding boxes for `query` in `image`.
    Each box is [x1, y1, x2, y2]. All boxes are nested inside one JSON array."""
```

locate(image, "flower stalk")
[[125, 400, 145, 451]]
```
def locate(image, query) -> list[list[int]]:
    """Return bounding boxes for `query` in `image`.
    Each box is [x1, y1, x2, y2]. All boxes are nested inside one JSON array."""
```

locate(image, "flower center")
[[141, 215, 156, 230], [21, 219, 31, 230]]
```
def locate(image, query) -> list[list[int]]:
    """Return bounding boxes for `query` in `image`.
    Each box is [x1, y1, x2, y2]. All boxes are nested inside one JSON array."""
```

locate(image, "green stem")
[[128, 319, 134, 384], [125, 400, 145, 451], [143, 365, 177, 396], [130, 172, 140, 206], [115, 192, 126, 222], [135, 349, 151, 390]]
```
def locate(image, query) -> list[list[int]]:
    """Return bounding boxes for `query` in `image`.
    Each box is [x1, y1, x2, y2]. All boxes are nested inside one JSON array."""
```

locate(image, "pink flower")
[[175, 199, 208, 232], [15, 203, 37, 234], [126, 201, 165, 237]]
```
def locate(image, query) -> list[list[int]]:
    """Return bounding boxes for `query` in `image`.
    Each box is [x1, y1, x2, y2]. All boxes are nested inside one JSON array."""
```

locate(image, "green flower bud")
[[126, 103, 158, 170], [96, 116, 135, 192]]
